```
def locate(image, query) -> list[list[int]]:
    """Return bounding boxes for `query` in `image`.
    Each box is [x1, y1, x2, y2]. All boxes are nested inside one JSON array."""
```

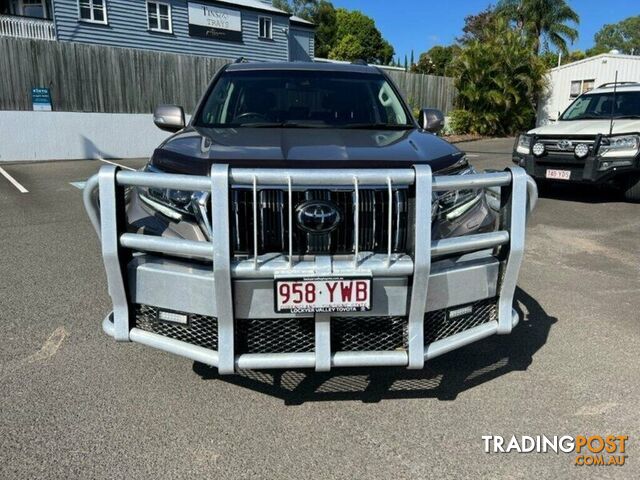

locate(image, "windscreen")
[[195, 70, 412, 128], [561, 91, 640, 120]]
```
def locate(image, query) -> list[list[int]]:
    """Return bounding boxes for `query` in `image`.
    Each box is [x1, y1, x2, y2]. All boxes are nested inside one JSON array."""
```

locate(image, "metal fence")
[[0, 36, 456, 114]]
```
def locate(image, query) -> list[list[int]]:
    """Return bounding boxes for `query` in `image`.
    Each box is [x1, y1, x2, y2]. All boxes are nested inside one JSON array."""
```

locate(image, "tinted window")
[[195, 70, 412, 128], [561, 91, 640, 120]]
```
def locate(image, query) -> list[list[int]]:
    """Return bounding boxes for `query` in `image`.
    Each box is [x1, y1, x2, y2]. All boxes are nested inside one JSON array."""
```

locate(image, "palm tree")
[[497, 0, 579, 55]]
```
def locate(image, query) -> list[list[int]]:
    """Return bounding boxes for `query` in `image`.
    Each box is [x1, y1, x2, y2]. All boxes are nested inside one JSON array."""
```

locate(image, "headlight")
[[600, 135, 640, 158], [516, 135, 532, 154], [138, 164, 198, 221], [434, 166, 483, 221]]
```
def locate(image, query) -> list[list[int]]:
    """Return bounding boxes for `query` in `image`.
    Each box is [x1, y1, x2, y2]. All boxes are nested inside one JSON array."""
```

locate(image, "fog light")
[[158, 310, 188, 325], [601, 162, 610, 169], [532, 142, 545, 157], [447, 305, 474, 320], [574, 143, 589, 159]]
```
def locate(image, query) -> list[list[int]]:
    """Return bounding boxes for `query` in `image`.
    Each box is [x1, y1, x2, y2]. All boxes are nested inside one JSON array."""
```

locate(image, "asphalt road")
[[1, 138, 638, 479]]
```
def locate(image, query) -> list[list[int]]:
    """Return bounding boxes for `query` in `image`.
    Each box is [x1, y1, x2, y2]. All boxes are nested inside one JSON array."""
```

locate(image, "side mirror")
[[419, 108, 445, 133], [154, 105, 185, 132]]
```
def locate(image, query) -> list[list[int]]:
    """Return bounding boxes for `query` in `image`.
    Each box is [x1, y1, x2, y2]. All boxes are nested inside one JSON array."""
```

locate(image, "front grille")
[[134, 304, 218, 350], [424, 298, 497, 345], [235, 318, 315, 354], [230, 188, 408, 255], [537, 137, 596, 157], [332, 317, 408, 351]]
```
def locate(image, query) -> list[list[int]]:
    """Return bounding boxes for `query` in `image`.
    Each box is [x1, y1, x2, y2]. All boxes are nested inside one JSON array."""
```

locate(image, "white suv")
[[513, 82, 640, 201]]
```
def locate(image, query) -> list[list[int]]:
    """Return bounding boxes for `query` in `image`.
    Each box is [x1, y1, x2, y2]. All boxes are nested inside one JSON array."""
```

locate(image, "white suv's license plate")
[[546, 169, 571, 180], [275, 277, 371, 314]]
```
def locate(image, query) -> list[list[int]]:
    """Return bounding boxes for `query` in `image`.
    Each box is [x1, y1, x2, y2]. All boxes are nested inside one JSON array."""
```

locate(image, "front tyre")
[[622, 175, 640, 202]]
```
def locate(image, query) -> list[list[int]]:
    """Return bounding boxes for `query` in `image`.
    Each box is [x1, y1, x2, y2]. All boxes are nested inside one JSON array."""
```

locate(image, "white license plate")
[[545, 169, 571, 180], [275, 277, 371, 313]]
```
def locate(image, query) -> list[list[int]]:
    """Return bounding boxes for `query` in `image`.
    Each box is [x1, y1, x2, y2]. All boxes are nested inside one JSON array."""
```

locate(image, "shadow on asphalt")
[[193, 288, 556, 405], [537, 181, 622, 204]]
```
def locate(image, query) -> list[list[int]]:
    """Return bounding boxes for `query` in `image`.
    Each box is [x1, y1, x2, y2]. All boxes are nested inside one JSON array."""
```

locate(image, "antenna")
[[609, 71, 618, 136]]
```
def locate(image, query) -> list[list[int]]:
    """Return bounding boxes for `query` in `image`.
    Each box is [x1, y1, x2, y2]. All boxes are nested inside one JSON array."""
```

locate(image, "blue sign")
[[32, 87, 52, 111]]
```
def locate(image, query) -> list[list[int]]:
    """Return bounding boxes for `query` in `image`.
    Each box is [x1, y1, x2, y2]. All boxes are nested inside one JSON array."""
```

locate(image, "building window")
[[259, 16, 272, 39], [570, 79, 596, 98], [78, 0, 107, 24], [147, 1, 172, 33]]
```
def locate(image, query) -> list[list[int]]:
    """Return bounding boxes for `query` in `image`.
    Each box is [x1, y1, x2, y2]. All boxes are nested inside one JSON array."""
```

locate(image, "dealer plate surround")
[[275, 276, 372, 314]]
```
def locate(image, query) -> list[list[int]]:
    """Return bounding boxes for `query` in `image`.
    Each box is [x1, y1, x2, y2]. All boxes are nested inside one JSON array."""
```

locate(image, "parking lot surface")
[[1, 138, 638, 479]]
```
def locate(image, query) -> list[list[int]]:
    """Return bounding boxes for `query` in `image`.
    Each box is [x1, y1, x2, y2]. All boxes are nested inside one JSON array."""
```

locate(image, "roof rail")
[[597, 81, 639, 88], [351, 59, 368, 66]]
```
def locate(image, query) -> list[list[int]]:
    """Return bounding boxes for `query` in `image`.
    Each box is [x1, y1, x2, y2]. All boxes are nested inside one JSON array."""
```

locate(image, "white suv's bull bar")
[[84, 165, 537, 374]]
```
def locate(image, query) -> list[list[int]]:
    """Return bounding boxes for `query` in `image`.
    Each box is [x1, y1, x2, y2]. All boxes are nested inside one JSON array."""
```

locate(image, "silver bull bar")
[[84, 165, 537, 374]]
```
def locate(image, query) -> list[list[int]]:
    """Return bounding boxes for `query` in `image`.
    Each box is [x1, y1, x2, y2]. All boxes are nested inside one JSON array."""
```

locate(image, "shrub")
[[450, 19, 547, 136], [448, 109, 474, 135]]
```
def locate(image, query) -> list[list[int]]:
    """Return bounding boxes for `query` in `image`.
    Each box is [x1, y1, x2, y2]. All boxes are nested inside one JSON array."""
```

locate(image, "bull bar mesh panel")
[[235, 318, 316, 354], [423, 298, 498, 345], [332, 317, 409, 352], [135, 305, 218, 350]]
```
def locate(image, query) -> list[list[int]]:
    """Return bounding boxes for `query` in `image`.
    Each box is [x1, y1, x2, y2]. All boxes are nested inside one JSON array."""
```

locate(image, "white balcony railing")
[[0, 14, 56, 41]]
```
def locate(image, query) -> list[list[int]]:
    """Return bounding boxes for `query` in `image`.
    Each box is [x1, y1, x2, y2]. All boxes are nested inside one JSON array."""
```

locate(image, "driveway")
[[0, 138, 638, 479]]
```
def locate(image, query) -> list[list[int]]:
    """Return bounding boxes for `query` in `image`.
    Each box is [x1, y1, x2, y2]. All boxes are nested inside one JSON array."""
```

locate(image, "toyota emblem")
[[557, 140, 573, 151], [295, 200, 342, 233]]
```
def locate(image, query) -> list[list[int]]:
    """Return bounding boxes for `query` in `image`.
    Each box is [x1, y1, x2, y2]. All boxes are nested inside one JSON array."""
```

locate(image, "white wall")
[[0, 111, 176, 162], [537, 54, 640, 126]]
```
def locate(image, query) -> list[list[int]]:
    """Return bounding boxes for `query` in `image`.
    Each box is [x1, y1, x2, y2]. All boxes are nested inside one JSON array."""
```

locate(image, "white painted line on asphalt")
[[70, 181, 87, 190], [0, 167, 29, 193], [98, 157, 136, 171], [466, 154, 480, 158]]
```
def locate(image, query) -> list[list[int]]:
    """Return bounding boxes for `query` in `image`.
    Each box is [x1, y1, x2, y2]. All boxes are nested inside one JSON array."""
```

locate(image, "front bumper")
[[85, 165, 536, 374], [513, 152, 640, 184]]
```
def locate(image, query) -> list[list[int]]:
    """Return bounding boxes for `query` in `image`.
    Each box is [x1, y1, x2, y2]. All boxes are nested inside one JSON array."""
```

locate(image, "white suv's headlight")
[[600, 135, 640, 158], [516, 135, 532, 154]]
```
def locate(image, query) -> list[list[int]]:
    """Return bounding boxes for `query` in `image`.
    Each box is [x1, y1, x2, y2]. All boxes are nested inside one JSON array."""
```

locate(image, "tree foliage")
[[451, 19, 547, 136], [275, 1, 392, 63], [497, 0, 579, 54], [411, 45, 461, 76], [587, 15, 640, 56], [329, 8, 394, 64], [458, 5, 498, 44]]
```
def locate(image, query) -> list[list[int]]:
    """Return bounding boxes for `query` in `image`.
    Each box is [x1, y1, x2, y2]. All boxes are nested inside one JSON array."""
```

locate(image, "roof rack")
[[351, 59, 368, 66], [597, 81, 639, 88]]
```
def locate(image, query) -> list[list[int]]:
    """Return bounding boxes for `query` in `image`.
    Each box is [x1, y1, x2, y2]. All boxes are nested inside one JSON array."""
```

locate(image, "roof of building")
[[549, 53, 640, 72], [227, 61, 382, 74], [290, 15, 315, 27], [212, 0, 290, 15]]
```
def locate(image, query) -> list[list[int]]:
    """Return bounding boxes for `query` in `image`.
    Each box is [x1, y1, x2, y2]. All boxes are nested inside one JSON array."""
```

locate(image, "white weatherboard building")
[[537, 53, 640, 126]]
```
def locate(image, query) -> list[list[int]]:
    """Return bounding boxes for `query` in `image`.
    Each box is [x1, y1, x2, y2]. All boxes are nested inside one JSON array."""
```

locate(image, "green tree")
[[458, 5, 498, 44], [411, 53, 435, 74], [412, 45, 460, 76], [329, 9, 394, 64], [587, 15, 640, 56], [312, 1, 337, 58], [497, 0, 579, 55], [540, 49, 587, 68], [451, 19, 547, 135], [273, 1, 337, 59]]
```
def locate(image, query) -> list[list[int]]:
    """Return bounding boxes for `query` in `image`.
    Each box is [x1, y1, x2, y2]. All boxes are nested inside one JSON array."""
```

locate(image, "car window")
[[196, 70, 411, 128], [561, 91, 640, 120]]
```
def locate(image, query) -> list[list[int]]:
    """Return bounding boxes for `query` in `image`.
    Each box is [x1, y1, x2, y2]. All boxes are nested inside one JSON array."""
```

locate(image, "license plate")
[[275, 277, 371, 314], [545, 169, 571, 180]]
